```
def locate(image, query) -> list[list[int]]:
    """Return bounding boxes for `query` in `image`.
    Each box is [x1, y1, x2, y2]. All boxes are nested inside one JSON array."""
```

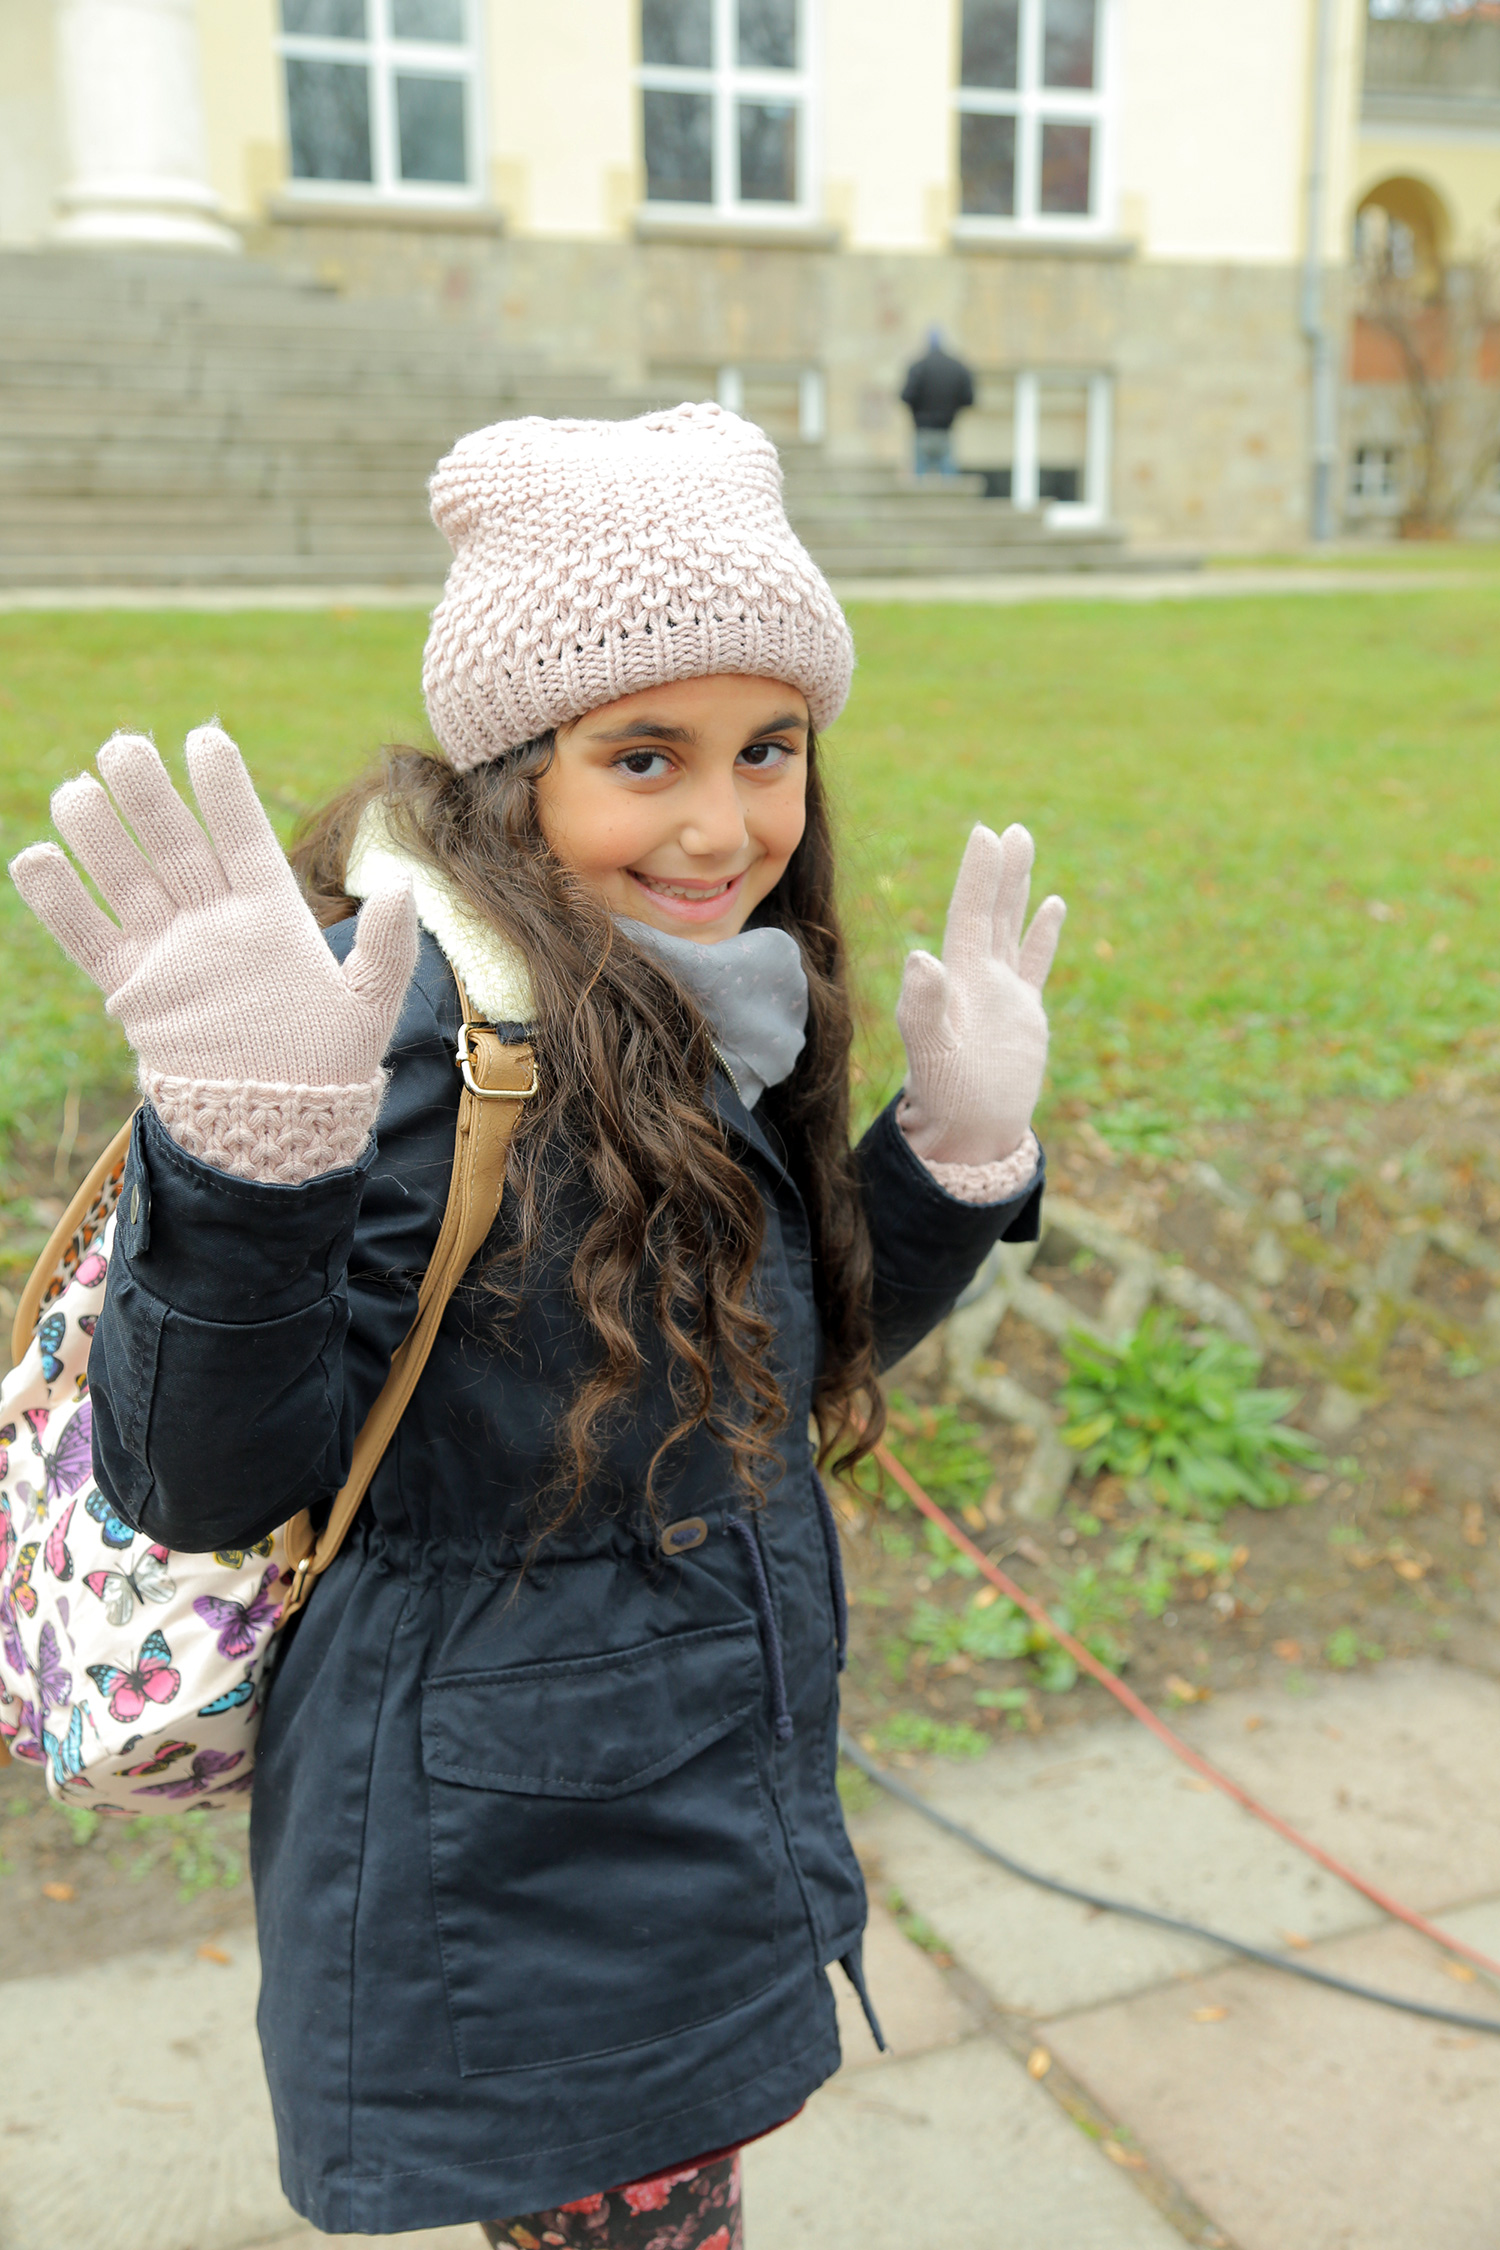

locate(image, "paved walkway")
[[0, 567, 1480, 613], [5, 1658, 1500, 2250]]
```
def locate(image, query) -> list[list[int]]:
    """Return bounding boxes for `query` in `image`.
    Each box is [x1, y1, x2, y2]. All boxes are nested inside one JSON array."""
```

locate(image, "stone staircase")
[[0, 252, 1127, 586], [778, 450, 1126, 577]]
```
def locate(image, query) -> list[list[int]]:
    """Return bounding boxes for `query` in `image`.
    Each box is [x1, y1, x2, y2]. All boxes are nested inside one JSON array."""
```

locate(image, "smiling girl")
[[11, 402, 1064, 2246]]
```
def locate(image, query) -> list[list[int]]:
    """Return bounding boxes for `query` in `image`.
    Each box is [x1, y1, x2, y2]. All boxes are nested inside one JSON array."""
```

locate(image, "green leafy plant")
[[1325, 1626, 1386, 1670], [874, 1711, 988, 1760], [1061, 1308, 1321, 1519], [856, 1393, 995, 1523], [1104, 1515, 1244, 1617], [906, 1569, 1126, 1692], [919, 1517, 980, 1580]]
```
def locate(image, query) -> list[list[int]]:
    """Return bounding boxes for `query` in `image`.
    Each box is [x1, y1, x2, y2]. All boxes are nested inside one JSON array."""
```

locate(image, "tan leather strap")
[[12, 1114, 136, 1367], [280, 973, 533, 1619]]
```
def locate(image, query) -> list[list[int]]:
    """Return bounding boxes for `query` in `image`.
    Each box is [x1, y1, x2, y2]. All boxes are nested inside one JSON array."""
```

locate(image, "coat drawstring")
[[727, 1516, 794, 1743], [811, 1470, 849, 1670]]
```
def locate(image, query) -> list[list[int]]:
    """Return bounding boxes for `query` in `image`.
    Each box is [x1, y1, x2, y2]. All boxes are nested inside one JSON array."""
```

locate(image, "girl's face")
[[537, 674, 810, 945]]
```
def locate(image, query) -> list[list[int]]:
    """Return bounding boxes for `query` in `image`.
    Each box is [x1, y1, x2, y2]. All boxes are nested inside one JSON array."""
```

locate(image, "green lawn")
[[1, 584, 1498, 1176]]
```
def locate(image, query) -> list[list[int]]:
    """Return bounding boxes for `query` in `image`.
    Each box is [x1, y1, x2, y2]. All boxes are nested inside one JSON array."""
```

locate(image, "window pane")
[[282, 0, 366, 32], [961, 0, 1019, 89], [642, 0, 712, 66], [396, 72, 467, 181], [285, 57, 373, 180], [1043, 0, 1096, 87], [959, 111, 1016, 216], [392, 0, 464, 39], [738, 0, 797, 69], [738, 99, 797, 201], [1039, 120, 1092, 213], [643, 87, 713, 201]]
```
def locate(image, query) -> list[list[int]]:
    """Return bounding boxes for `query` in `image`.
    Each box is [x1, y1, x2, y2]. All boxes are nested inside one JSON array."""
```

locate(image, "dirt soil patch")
[[839, 1075, 1500, 1760]]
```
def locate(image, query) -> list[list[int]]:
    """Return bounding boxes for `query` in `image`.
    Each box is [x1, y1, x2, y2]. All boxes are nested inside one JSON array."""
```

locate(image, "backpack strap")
[[280, 967, 534, 1620], [11, 1115, 136, 1367]]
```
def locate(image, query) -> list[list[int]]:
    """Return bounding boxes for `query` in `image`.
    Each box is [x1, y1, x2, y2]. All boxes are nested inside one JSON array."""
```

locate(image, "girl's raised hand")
[[896, 822, 1065, 1166], [10, 728, 417, 1094]]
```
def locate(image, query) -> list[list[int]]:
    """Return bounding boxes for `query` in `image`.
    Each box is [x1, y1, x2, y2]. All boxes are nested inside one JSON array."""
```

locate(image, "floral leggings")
[[482, 2150, 743, 2250]]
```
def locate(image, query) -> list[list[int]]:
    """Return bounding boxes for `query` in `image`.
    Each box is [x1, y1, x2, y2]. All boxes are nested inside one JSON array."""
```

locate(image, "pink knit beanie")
[[421, 401, 854, 771]]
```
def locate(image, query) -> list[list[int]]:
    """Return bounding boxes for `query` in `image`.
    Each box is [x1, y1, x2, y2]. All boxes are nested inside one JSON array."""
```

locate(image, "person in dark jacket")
[[901, 328, 976, 476], [9, 402, 1065, 2245]]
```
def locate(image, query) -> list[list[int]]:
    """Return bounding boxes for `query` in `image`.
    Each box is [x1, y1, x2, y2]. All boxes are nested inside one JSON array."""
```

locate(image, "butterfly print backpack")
[[0, 976, 533, 1812]]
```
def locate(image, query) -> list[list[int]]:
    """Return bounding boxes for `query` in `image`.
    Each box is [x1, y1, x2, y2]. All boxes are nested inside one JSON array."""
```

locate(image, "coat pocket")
[[421, 1618, 781, 2075]]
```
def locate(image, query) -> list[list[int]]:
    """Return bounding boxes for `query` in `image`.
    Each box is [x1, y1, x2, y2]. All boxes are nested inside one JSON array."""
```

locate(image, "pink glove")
[[10, 728, 418, 1184], [897, 823, 1065, 1203]]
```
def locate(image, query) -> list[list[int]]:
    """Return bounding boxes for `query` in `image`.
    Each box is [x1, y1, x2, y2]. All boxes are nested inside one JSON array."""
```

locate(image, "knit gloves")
[[897, 824, 1065, 1206], [10, 729, 418, 1185]]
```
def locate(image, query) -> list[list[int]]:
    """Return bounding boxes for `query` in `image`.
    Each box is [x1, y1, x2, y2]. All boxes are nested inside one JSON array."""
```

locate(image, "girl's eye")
[[614, 750, 673, 779], [738, 740, 792, 772]]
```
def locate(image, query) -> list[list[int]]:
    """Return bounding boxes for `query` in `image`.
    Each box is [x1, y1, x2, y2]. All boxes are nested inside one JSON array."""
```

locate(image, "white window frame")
[[1011, 369, 1112, 522], [1348, 442, 1403, 511], [277, 0, 484, 208], [638, 0, 819, 228], [953, 0, 1117, 241], [716, 363, 826, 440]]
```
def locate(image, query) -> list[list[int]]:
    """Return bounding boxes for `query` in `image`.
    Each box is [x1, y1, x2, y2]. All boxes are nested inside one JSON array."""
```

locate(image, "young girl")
[[11, 402, 1064, 2246]]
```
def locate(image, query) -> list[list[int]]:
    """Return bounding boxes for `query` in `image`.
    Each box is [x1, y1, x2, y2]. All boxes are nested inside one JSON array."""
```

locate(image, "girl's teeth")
[[646, 878, 729, 899]]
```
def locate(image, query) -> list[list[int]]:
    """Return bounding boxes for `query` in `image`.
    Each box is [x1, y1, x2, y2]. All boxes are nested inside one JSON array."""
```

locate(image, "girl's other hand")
[[896, 822, 1065, 1166], [10, 728, 418, 1093]]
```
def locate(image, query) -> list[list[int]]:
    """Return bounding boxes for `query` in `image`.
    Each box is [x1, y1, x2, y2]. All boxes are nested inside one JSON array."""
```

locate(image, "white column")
[[52, 0, 239, 252], [1012, 371, 1039, 508], [1084, 372, 1113, 520]]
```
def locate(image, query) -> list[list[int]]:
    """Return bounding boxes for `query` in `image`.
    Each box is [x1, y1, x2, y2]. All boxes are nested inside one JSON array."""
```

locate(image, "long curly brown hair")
[[291, 729, 883, 1523]]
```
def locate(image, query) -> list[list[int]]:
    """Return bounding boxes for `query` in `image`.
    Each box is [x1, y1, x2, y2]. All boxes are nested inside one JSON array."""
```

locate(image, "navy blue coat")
[[88, 922, 1043, 2234]]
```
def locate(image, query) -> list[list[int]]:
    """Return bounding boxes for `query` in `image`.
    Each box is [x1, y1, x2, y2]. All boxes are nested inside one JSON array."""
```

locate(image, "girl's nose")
[[680, 775, 751, 860]]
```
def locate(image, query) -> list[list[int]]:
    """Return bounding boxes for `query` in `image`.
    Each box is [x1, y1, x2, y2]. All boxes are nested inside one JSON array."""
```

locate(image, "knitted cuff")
[[917, 1131, 1041, 1208], [143, 1070, 385, 1186]]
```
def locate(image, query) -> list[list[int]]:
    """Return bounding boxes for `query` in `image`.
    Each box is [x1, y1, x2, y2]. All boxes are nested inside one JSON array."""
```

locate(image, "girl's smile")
[[538, 674, 810, 944]]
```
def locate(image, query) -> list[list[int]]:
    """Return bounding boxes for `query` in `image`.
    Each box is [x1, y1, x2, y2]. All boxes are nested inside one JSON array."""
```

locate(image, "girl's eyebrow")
[[586, 710, 807, 746], [588, 718, 696, 744], [744, 712, 807, 738]]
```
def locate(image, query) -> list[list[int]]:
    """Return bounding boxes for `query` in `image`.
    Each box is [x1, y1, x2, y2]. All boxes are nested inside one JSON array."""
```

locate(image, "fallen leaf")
[[1393, 1556, 1427, 1582], [1104, 2140, 1148, 2169], [1437, 2034, 1480, 2049], [1244, 1715, 1265, 1733], [1444, 1960, 1477, 1984], [1272, 1639, 1303, 1662], [1279, 1931, 1311, 1951], [973, 1584, 1000, 1610], [1027, 2046, 1052, 2079], [40, 1881, 74, 1904], [1165, 1674, 1209, 1705], [1462, 1503, 1486, 1549], [1012, 1536, 1048, 1568], [197, 1944, 231, 1966], [1094, 937, 1115, 959], [1192, 2004, 1229, 2022], [960, 1504, 986, 1531]]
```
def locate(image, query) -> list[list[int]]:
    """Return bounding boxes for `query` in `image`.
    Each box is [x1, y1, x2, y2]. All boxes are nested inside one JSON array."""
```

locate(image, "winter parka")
[[86, 915, 1044, 2235]]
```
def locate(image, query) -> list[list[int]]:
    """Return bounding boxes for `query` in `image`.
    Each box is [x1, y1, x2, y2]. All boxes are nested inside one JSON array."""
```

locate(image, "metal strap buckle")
[[455, 1022, 539, 1102]]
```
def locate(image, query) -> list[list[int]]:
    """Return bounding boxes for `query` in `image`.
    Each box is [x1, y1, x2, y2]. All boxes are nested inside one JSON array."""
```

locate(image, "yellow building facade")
[[1, 0, 1497, 548]]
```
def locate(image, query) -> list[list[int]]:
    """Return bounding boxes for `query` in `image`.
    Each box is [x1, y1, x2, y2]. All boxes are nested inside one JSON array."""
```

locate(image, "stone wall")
[[247, 216, 1316, 551]]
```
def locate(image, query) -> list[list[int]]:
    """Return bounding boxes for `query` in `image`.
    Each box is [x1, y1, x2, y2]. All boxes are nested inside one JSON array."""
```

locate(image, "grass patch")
[[3, 583, 1500, 1165]]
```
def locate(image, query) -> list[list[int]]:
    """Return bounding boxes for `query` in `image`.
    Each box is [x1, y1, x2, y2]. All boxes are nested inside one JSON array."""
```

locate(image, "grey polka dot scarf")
[[621, 919, 809, 1111]]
